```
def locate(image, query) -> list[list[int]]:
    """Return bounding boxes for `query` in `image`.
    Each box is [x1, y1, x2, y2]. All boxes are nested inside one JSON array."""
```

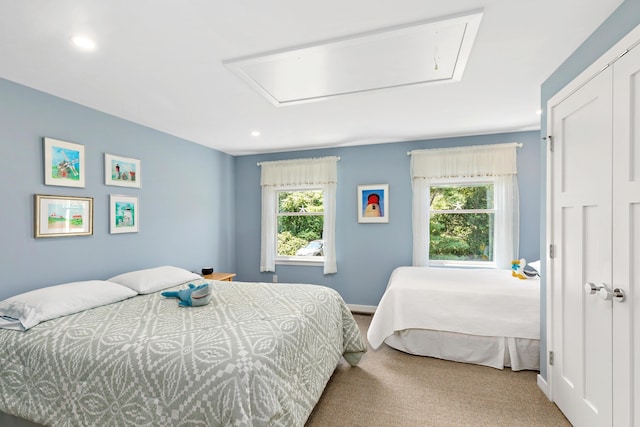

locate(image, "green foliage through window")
[[277, 190, 324, 256], [430, 184, 494, 262]]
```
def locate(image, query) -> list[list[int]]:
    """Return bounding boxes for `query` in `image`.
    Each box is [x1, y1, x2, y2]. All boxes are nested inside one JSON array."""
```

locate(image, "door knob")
[[584, 282, 598, 294], [613, 288, 626, 303], [584, 282, 626, 302], [597, 284, 613, 300]]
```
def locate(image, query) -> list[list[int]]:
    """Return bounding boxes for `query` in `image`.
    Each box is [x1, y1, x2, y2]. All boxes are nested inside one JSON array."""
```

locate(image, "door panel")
[[551, 68, 613, 427], [612, 44, 640, 427], [582, 206, 613, 413]]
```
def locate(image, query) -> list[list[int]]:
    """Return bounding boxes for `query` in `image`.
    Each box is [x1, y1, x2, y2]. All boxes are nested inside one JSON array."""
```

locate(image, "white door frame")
[[544, 23, 640, 402]]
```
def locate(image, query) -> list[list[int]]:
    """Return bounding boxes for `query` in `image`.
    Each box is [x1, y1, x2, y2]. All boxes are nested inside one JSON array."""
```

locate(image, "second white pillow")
[[108, 265, 201, 294]]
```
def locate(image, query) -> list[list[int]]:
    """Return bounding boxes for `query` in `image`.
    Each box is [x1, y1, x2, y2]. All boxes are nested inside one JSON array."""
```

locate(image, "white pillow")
[[108, 265, 201, 294], [0, 280, 137, 331]]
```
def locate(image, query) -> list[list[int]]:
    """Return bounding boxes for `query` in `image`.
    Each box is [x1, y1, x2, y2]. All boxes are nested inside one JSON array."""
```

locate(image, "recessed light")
[[72, 36, 96, 50], [251, 131, 261, 137]]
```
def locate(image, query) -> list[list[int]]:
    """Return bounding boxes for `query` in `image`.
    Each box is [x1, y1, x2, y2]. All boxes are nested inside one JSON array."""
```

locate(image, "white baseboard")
[[348, 304, 376, 314], [537, 373, 551, 400]]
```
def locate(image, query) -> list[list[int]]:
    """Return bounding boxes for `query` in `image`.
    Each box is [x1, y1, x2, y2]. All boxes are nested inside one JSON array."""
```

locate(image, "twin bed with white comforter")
[[367, 266, 540, 370], [0, 266, 366, 427]]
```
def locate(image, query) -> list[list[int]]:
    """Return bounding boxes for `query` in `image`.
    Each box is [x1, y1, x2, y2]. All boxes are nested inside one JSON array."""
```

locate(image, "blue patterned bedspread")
[[0, 279, 366, 426]]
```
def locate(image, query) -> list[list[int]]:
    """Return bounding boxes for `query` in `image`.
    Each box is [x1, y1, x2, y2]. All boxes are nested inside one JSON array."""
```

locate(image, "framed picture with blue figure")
[[44, 138, 85, 187], [357, 184, 389, 223], [110, 194, 139, 234], [105, 153, 141, 188]]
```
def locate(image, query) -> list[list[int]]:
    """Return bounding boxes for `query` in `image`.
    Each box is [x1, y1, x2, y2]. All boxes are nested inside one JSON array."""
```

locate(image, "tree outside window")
[[277, 190, 324, 257], [429, 183, 495, 263]]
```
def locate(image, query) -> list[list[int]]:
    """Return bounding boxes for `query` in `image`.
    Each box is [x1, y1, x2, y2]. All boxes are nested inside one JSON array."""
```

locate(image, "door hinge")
[[616, 49, 629, 61], [549, 244, 555, 259], [548, 135, 554, 152], [549, 351, 554, 366]]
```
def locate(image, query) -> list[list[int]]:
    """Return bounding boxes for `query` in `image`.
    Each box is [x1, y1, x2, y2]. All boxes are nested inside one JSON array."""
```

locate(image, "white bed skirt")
[[384, 328, 540, 371]]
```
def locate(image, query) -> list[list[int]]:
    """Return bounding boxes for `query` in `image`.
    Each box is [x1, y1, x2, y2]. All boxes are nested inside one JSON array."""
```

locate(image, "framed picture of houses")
[[34, 194, 93, 238], [110, 194, 139, 234], [44, 138, 85, 187], [105, 153, 141, 188]]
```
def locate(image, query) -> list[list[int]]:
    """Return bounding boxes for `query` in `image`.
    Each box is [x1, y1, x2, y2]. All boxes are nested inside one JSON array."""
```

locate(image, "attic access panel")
[[224, 10, 483, 106]]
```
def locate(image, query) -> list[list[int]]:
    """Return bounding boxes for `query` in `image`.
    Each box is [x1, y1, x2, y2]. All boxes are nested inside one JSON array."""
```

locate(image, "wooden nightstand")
[[203, 272, 236, 282]]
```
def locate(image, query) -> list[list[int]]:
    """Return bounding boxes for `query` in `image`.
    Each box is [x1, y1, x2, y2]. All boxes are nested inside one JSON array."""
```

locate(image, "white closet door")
[[550, 67, 613, 427], [612, 44, 640, 427]]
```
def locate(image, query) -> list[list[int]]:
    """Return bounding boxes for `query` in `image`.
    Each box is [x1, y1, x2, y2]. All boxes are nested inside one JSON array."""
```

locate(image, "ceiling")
[[0, 0, 623, 155]]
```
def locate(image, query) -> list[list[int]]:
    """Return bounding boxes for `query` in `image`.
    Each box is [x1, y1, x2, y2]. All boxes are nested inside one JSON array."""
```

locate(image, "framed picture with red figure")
[[357, 184, 389, 223]]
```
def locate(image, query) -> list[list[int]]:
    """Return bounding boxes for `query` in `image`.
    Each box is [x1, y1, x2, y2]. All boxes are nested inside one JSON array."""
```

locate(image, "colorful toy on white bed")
[[511, 258, 528, 279], [161, 283, 211, 307]]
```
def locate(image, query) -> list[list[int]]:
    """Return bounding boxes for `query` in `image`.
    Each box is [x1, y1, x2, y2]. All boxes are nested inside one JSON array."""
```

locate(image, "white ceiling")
[[0, 0, 623, 156], [223, 11, 484, 105]]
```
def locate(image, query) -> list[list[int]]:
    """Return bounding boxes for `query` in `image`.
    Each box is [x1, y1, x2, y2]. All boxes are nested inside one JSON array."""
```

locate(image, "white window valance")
[[410, 143, 519, 179], [260, 156, 339, 187], [260, 156, 339, 274]]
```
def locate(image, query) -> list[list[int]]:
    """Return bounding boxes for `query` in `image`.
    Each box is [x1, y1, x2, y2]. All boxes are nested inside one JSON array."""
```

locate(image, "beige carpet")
[[306, 314, 571, 427]]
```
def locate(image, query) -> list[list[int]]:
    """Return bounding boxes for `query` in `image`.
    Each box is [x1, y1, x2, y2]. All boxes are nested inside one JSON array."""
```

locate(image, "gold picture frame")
[[34, 194, 94, 238]]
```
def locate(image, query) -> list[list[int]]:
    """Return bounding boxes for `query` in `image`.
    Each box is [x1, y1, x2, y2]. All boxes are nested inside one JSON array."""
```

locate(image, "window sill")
[[276, 257, 324, 267], [429, 261, 496, 269]]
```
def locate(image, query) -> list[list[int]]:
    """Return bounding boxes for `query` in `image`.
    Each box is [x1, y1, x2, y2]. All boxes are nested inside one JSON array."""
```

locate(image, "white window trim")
[[429, 260, 496, 268], [275, 185, 325, 265], [410, 143, 519, 269], [259, 156, 338, 274], [276, 257, 324, 266], [428, 178, 497, 267]]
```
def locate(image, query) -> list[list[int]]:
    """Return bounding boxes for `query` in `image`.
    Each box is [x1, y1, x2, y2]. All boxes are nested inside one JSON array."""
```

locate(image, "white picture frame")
[[44, 138, 85, 187], [105, 153, 141, 188], [357, 184, 389, 223], [110, 194, 139, 234]]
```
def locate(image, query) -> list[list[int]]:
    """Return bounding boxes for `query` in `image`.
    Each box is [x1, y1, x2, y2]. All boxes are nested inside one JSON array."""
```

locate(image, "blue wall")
[[538, 0, 640, 380], [0, 78, 236, 301], [234, 131, 542, 306], [0, 74, 540, 309]]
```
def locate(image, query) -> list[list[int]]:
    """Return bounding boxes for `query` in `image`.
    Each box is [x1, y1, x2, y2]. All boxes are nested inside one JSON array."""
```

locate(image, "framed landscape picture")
[[44, 138, 85, 187], [357, 184, 389, 223], [105, 153, 141, 188], [110, 194, 139, 234], [34, 194, 93, 238]]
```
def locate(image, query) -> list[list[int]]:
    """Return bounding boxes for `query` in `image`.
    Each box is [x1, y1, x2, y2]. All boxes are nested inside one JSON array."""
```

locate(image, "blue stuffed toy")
[[161, 283, 211, 307]]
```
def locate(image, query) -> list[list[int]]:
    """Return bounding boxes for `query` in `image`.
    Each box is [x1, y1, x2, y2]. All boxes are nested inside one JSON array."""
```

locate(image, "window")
[[276, 189, 324, 261], [259, 156, 338, 274], [429, 182, 495, 265], [410, 143, 519, 269]]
